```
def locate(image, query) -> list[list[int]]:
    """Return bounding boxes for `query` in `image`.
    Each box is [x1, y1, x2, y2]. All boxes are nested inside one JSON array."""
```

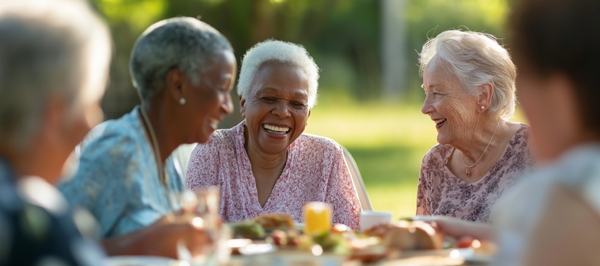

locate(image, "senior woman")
[[0, 0, 110, 264], [416, 30, 535, 222], [418, 0, 600, 264], [186, 40, 361, 229], [58, 17, 235, 257]]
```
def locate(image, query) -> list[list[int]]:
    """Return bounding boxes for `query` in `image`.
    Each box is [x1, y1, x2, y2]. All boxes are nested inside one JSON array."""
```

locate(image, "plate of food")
[[229, 214, 496, 265], [229, 213, 297, 239]]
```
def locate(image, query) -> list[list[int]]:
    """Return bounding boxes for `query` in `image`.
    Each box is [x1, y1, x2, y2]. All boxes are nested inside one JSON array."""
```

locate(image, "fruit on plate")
[[270, 229, 302, 246], [270, 228, 351, 255], [252, 213, 295, 229], [230, 221, 266, 239], [311, 231, 351, 254]]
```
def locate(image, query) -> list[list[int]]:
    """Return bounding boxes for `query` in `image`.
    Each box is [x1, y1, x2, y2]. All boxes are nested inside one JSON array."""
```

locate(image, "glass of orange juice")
[[303, 202, 332, 235]]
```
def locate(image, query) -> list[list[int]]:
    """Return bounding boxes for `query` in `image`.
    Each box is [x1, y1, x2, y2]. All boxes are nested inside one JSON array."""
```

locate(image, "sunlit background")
[[93, 0, 522, 218]]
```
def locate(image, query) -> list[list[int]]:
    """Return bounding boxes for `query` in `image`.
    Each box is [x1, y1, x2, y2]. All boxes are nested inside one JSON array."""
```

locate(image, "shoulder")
[[419, 144, 451, 180], [505, 123, 535, 164], [63, 113, 144, 191], [81, 114, 142, 159], [423, 143, 451, 163], [205, 127, 237, 148], [295, 133, 343, 153], [512, 123, 531, 146], [192, 126, 238, 156], [91, 113, 140, 145]]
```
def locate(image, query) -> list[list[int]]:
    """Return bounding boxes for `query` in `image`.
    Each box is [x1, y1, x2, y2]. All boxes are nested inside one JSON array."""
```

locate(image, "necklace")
[[140, 106, 167, 186], [461, 120, 500, 177]]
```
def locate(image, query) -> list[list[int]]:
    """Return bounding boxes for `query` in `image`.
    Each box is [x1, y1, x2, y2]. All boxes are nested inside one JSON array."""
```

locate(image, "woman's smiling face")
[[241, 62, 310, 155], [421, 59, 479, 145]]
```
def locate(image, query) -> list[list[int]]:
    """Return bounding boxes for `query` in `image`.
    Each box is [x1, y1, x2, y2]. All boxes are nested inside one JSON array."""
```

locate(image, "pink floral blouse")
[[416, 124, 535, 223], [186, 122, 361, 229]]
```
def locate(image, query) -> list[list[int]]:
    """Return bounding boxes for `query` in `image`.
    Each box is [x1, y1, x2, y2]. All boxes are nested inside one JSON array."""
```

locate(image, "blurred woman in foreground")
[[428, 0, 600, 264], [0, 0, 110, 264]]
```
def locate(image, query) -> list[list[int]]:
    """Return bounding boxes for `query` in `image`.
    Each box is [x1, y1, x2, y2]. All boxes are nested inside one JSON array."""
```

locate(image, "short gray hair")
[[0, 0, 111, 150], [238, 40, 320, 109], [130, 17, 233, 100], [419, 30, 517, 120]]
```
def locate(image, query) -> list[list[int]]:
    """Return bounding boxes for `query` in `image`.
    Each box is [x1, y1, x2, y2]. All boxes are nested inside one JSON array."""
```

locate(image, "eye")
[[291, 101, 306, 108], [261, 97, 277, 103]]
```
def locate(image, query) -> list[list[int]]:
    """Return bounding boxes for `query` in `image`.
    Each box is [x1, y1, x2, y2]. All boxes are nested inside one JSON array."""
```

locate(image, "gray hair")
[[238, 40, 320, 109], [130, 17, 233, 100], [0, 0, 111, 150], [419, 30, 517, 120]]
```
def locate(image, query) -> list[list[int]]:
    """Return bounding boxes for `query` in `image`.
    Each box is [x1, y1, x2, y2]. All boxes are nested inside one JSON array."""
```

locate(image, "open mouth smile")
[[434, 118, 447, 129], [262, 124, 291, 135]]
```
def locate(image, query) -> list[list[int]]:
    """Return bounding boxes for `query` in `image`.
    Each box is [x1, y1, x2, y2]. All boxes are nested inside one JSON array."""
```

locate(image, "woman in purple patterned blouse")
[[416, 30, 535, 223], [186, 40, 361, 229]]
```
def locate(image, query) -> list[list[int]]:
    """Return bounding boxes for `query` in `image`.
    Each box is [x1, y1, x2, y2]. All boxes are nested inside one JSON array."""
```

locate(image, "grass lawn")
[[303, 98, 439, 219]]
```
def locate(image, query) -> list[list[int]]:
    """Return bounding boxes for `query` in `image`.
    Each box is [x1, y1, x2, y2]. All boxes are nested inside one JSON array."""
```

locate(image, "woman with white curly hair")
[[186, 40, 361, 229], [416, 30, 535, 222]]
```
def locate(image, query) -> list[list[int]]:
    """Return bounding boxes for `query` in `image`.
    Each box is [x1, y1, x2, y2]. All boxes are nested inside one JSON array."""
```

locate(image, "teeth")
[[435, 119, 446, 125], [263, 124, 290, 134]]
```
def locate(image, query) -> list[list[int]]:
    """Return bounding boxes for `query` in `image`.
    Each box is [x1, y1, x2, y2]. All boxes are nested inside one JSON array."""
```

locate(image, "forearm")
[[101, 226, 159, 256], [437, 217, 496, 241]]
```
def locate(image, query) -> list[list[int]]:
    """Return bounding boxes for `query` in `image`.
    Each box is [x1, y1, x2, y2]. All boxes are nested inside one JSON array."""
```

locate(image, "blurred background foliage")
[[93, 0, 514, 218]]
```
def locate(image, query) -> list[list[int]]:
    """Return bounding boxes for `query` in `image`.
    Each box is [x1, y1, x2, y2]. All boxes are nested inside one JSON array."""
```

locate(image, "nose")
[[271, 100, 291, 118], [221, 92, 233, 115], [421, 94, 434, 115]]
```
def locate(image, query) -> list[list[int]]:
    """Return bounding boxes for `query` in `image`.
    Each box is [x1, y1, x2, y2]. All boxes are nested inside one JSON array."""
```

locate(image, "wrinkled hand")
[[411, 215, 495, 241], [102, 214, 210, 259], [147, 214, 210, 258]]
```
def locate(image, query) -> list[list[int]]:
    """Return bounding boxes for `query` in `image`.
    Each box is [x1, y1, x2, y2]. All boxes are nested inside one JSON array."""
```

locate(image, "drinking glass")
[[303, 202, 332, 235]]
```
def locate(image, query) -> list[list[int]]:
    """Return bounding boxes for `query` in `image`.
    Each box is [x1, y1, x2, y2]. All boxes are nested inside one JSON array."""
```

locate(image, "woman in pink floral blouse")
[[186, 40, 361, 229], [416, 30, 535, 223]]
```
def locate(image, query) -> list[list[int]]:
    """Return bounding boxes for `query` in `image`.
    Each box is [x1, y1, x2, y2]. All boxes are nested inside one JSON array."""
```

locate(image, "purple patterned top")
[[186, 122, 361, 229], [416, 124, 535, 223]]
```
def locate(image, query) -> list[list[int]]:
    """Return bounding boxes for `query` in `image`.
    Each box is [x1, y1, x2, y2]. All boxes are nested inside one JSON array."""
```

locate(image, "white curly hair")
[[419, 30, 517, 120], [237, 39, 320, 108]]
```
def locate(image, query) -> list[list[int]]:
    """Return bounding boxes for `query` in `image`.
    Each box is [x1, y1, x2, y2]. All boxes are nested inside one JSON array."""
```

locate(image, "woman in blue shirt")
[[58, 16, 237, 251]]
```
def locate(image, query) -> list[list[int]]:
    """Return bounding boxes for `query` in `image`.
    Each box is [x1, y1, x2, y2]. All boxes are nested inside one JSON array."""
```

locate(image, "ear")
[[165, 68, 185, 103], [477, 83, 494, 113], [308, 109, 311, 118], [239, 95, 246, 118], [46, 96, 67, 142]]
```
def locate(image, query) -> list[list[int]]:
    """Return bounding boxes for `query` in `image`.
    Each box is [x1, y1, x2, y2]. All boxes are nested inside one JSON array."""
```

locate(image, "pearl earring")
[[481, 106, 485, 110], [179, 98, 186, 105]]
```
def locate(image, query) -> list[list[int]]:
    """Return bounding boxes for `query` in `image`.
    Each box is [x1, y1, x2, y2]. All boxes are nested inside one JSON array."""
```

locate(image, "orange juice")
[[303, 202, 332, 235]]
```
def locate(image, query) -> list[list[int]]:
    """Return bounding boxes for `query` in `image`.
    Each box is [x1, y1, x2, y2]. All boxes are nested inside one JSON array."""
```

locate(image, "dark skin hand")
[[101, 214, 210, 259]]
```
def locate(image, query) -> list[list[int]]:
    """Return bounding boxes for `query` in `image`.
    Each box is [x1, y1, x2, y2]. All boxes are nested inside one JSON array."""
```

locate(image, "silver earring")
[[179, 98, 186, 105]]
